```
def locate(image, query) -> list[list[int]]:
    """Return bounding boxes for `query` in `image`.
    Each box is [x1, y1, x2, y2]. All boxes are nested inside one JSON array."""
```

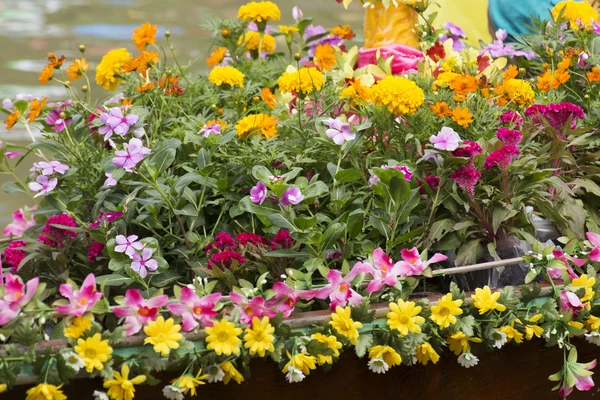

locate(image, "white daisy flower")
[[286, 366, 305, 383], [492, 330, 507, 349], [162, 385, 184, 400], [206, 364, 225, 383], [457, 352, 479, 368], [368, 358, 389, 374], [585, 332, 600, 346], [62, 351, 85, 372], [93, 391, 109, 400]]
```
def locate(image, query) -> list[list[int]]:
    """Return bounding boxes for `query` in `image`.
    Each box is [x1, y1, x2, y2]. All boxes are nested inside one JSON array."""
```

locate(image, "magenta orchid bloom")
[[315, 263, 372, 310], [365, 248, 402, 293], [265, 282, 315, 317], [548, 249, 584, 280], [167, 288, 221, 331], [587, 232, 600, 262], [559, 290, 584, 314], [113, 289, 169, 336], [3, 206, 36, 237], [0, 274, 39, 325], [55, 273, 103, 317], [394, 248, 448, 277], [229, 292, 276, 325], [558, 357, 597, 397]]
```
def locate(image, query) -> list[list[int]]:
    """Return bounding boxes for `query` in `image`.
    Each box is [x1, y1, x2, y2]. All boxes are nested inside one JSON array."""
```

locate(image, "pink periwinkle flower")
[[167, 288, 221, 331], [3, 206, 36, 237], [559, 289, 584, 314], [430, 127, 461, 151], [204, 232, 237, 255], [99, 107, 139, 140], [236, 232, 268, 247], [55, 273, 102, 317], [578, 52, 590, 68], [114, 289, 169, 336], [88, 211, 122, 230], [200, 123, 221, 138], [451, 140, 482, 159], [587, 232, 600, 262], [112, 138, 151, 172], [28, 175, 57, 198], [131, 248, 158, 278], [38, 213, 77, 247], [229, 292, 276, 326], [250, 181, 268, 204], [270, 229, 293, 250], [394, 248, 448, 277], [280, 187, 304, 206], [496, 128, 523, 146], [4, 240, 27, 271], [5, 151, 23, 158], [0, 274, 39, 325], [208, 250, 246, 269], [104, 173, 118, 187], [87, 241, 105, 262], [449, 166, 481, 196], [30, 161, 69, 177], [324, 117, 356, 145], [315, 263, 373, 310], [484, 145, 520, 171], [115, 234, 144, 258], [500, 111, 523, 129], [45, 109, 72, 133]]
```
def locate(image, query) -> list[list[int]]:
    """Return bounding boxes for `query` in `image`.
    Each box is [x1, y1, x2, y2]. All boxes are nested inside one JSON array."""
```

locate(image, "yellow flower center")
[[193, 307, 203, 315], [156, 333, 167, 342], [253, 330, 265, 342], [398, 315, 410, 325], [218, 331, 230, 342], [138, 307, 150, 316], [14, 291, 22, 300], [438, 307, 450, 317], [79, 297, 88, 306], [381, 265, 388, 272], [85, 348, 97, 359]]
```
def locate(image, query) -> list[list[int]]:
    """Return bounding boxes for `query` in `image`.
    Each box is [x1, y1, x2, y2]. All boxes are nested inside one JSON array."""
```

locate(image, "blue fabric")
[[488, 0, 580, 40]]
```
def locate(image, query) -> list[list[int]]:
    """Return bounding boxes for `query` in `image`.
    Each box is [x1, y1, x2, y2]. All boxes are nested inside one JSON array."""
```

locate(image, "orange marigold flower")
[[38, 64, 54, 85], [136, 82, 156, 92], [260, 87, 276, 109], [587, 66, 600, 82], [47, 52, 66, 69], [314, 44, 337, 72], [430, 101, 453, 117], [66, 58, 90, 82], [557, 57, 572, 72], [4, 109, 21, 130], [132, 22, 157, 51], [207, 47, 228, 69], [331, 25, 355, 40], [452, 105, 473, 127], [236, 114, 278, 139], [554, 69, 570, 86], [27, 97, 47, 123], [536, 71, 553, 92], [502, 65, 518, 80], [450, 75, 478, 96]]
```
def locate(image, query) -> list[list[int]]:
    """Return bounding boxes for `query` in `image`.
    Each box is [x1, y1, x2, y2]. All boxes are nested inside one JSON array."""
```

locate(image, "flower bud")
[[211, 104, 217, 110], [165, 30, 171, 38], [79, 44, 86, 53], [292, 6, 303, 21], [81, 85, 89, 93], [252, 96, 260, 103], [221, 28, 231, 38], [294, 53, 302, 61], [216, 108, 224, 116], [59, 112, 67, 119]]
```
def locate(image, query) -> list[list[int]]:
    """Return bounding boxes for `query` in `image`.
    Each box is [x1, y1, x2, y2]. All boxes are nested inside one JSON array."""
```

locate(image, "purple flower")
[[200, 123, 221, 138], [248, 22, 272, 34], [5, 152, 23, 159], [112, 138, 151, 172], [303, 24, 343, 57], [280, 187, 304, 206], [481, 29, 536, 60], [45, 109, 72, 133], [323, 118, 356, 145], [292, 6, 303, 21], [28, 175, 57, 197], [430, 127, 461, 151], [250, 181, 268, 204], [131, 247, 158, 278], [104, 173, 117, 187], [31, 161, 69, 177], [578, 52, 590, 68], [441, 22, 466, 52], [99, 107, 138, 140], [115, 234, 144, 258], [2, 98, 13, 110]]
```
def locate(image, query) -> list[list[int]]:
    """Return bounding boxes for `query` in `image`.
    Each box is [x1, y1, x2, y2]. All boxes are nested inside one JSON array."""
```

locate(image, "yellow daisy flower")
[[0, 384, 6, 393], [243, 316, 275, 357], [104, 364, 146, 400], [64, 315, 93, 339], [25, 383, 66, 400], [221, 361, 244, 384], [75, 333, 113, 373], [279, 25, 299, 35], [143, 316, 183, 356], [386, 299, 425, 335], [204, 319, 243, 356], [572, 274, 596, 303], [311, 333, 343, 365], [368, 345, 402, 367], [471, 286, 506, 315], [329, 306, 362, 345], [429, 293, 463, 329], [447, 331, 482, 355], [282, 351, 318, 375], [171, 369, 209, 396], [500, 325, 523, 344], [415, 342, 440, 365]]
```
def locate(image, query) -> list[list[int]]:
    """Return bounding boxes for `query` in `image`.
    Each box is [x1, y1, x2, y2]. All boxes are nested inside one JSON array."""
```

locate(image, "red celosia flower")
[[270, 229, 293, 250], [4, 240, 27, 271], [236, 232, 268, 247], [450, 167, 482, 196], [208, 250, 246, 269], [451, 140, 482, 159], [484, 145, 520, 171], [87, 241, 105, 262], [500, 111, 523, 128], [525, 102, 584, 131], [38, 213, 77, 247], [204, 232, 236, 255], [496, 128, 523, 146]]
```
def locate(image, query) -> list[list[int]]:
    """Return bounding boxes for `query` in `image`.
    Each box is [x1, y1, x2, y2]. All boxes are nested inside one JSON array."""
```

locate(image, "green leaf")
[[3, 182, 25, 194], [350, 300, 375, 323], [322, 222, 346, 250], [294, 215, 317, 230], [196, 148, 211, 169], [96, 274, 133, 287], [151, 270, 183, 287], [267, 214, 297, 232], [347, 209, 364, 238], [389, 176, 411, 207], [264, 250, 310, 259], [149, 138, 181, 177], [354, 334, 373, 358], [91, 298, 111, 314], [492, 207, 517, 234], [369, 215, 391, 238], [453, 315, 476, 336], [335, 168, 362, 183], [252, 165, 272, 182], [455, 240, 483, 266], [520, 283, 542, 304], [303, 181, 329, 199], [425, 219, 454, 247]]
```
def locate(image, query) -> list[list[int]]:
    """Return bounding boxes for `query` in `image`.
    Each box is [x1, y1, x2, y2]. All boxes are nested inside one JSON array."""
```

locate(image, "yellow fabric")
[[433, 0, 492, 45]]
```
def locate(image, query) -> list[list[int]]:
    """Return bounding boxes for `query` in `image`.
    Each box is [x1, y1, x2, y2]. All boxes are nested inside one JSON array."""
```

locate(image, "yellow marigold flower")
[[500, 325, 523, 344], [452, 105, 473, 127], [314, 44, 337, 72], [471, 286, 506, 315], [277, 67, 325, 95], [552, 1, 598, 29], [371, 76, 425, 115], [329, 306, 362, 345], [221, 361, 244, 384], [208, 66, 245, 88], [25, 383, 66, 400], [65, 58, 90, 82], [525, 324, 544, 340], [447, 331, 483, 355], [75, 333, 113, 373], [64, 315, 93, 339], [238, 31, 276, 54], [368, 345, 402, 367], [38, 64, 54, 85], [340, 80, 371, 104], [331, 25, 355, 40], [279, 25, 299, 35], [586, 315, 600, 331], [572, 274, 596, 303], [502, 78, 535, 108], [244, 316, 275, 357], [587, 66, 600, 82], [433, 71, 459, 90], [236, 113, 278, 139], [282, 351, 318, 375], [144, 316, 183, 356], [207, 47, 228, 68], [171, 369, 208, 396], [4, 109, 20, 130], [238, 1, 281, 23], [260, 87, 277, 109], [450, 75, 478, 96], [415, 342, 440, 365], [205, 319, 243, 356], [429, 294, 463, 329], [569, 320, 584, 330], [311, 333, 343, 365], [104, 364, 146, 400], [430, 101, 453, 118], [386, 299, 425, 336], [132, 22, 157, 51], [96, 48, 132, 91]]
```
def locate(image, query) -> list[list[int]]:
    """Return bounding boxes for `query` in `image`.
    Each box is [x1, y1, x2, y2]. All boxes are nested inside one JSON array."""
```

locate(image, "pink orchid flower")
[[265, 282, 315, 317], [559, 359, 597, 397], [113, 289, 168, 336], [0, 274, 39, 325], [55, 273, 103, 316], [394, 248, 448, 277], [3, 206, 36, 237], [587, 232, 600, 262], [559, 289, 584, 314], [167, 288, 221, 331], [229, 292, 276, 325], [315, 263, 372, 310], [365, 248, 402, 293], [548, 249, 584, 280]]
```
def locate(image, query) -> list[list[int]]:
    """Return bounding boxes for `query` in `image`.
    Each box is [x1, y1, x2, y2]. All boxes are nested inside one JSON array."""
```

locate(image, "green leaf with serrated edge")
[[355, 334, 373, 358], [520, 283, 542, 303], [453, 316, 476, 336]]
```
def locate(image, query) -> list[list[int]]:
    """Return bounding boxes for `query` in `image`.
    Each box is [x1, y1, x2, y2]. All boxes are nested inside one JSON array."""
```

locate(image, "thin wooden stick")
[[432, 257, 525, 276]]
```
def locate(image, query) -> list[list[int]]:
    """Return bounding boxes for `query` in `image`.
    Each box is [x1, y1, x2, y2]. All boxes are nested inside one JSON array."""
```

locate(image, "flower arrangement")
[[1, 0, 600, 398]]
